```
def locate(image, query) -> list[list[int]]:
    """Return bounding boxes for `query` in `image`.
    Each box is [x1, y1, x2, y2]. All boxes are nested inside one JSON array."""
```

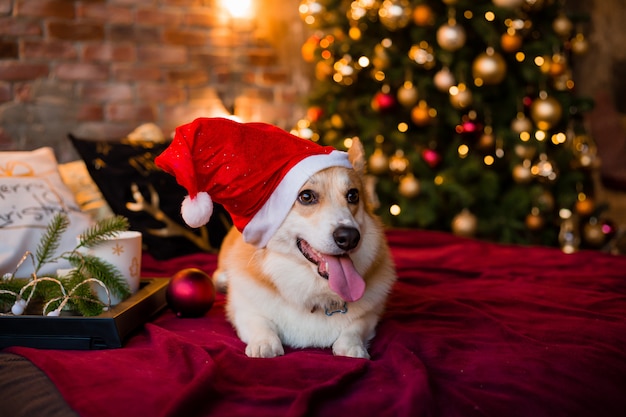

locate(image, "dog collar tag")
[[325, 302, 348, 316]]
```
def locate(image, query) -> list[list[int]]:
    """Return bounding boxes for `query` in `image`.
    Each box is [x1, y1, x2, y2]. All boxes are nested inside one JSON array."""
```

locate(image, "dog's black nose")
[[333, 226, 360, 251]]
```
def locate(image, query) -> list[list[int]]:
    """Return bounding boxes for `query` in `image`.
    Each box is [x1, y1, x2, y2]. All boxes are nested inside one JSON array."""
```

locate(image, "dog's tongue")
[[325, 255, 366, 302]]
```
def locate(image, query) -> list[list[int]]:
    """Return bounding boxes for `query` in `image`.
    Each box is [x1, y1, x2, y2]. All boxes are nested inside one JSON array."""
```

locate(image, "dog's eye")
[[298, 190, 318, 205], [346, 188, 359, 204]]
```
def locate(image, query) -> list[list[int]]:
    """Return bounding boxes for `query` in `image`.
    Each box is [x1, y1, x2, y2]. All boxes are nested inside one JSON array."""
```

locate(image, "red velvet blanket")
[[7, 230, 626, 417]]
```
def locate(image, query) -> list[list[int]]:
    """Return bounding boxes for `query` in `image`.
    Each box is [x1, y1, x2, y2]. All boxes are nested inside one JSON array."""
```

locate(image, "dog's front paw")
[[245, 337, 285, 358], [332, 340, 370, 359]]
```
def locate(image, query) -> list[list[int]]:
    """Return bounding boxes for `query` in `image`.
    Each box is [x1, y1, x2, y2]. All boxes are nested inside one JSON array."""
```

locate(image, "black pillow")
[[69, 134, 232, 260]]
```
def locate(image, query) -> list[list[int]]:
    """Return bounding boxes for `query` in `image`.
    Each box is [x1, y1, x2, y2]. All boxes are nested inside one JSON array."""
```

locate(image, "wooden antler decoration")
[[126, 182, 216, 252]]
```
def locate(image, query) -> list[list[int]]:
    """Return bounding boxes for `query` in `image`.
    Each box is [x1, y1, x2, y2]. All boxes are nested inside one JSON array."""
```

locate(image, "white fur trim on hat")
[[243, 150, 352, 247], [181, 191, 213, 229]]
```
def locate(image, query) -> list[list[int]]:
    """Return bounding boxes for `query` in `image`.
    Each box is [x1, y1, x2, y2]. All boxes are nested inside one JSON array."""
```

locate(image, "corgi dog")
[[214, 138, 396, 359]]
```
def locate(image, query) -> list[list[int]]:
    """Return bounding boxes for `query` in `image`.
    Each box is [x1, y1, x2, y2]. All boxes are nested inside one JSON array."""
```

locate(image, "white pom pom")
[[11, 299, 27, 315], [181, 192, 213, 228]]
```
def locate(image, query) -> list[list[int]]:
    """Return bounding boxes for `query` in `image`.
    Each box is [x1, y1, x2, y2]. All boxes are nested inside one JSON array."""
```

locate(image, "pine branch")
[[76, 215, 130, 249], [62, 268, 105, 317], [66, 253, 131, 300], [34, 213, 69, 272]]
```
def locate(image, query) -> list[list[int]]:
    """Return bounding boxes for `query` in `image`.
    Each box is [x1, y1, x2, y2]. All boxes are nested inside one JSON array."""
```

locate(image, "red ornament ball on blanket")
[[166, 268, 216, 318]]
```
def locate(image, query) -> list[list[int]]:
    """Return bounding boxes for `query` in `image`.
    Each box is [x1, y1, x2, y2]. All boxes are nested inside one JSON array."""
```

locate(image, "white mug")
[[82, 231, 142, 305]]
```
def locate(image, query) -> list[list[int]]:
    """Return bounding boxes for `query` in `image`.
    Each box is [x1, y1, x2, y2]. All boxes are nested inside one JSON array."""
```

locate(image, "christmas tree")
[[294, 0, 613, 250]]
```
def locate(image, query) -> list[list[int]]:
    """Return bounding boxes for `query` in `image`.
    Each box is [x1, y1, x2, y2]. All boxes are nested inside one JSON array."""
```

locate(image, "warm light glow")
[[535, 130, 546, 141], [390, 204, 401, 216], [552, 132, 567, 144], [222, 0, 254, 19], [349, 27, 362, 40]]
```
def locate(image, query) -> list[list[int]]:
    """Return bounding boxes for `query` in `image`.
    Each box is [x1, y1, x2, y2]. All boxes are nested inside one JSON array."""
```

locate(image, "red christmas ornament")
[[421, 149, 441, 168], [166, 268, 216, 318], [371, 92, 395, 112], [307, 106, 324, 122], [455, 119, 482, 139], [601, 219, 617, 241]]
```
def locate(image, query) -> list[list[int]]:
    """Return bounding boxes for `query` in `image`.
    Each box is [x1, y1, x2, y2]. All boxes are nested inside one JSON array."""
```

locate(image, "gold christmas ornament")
[[412, 4, 435, 26], [436, 20, 467, 52], [531, 153, 558, 183], [530, 94, 563, 130], [571, 33, 589, 55], [301, 35, 319, 62], [477, 131, 495, 150], [512, 160, 533, 183], [333, 55, 358, 85], [378, 0, 412, 31], [558, 209, 580, 254], [451, 209, 478, 237], [408, 42, 436, 70], [514, 144, 536, 160], [399, 173, 420, 198], [523, 0, 545, 11], [583, 219, 606, 247], [397, 81, 419, 107], [434, 67, 456, 92], [472, 49, 507, 85], [373, 42, 391, 70], [525, 210, 544, 231], [511, 113, 533, 133], [501, 32, 523, 53], [348, 0, 378, 22], [368, 148, 389, 174], [549, 54, 567, 77], [575, 197, 595, 217], [449, 85, 473, 110], [573, 134, 598, 169], [492, 0, 525, 8], [315, 61, 333, 80], [552, 70, 574, 92], [389, 149, 410, 175], [330, 114, 344, 128], [552, 13, 573, 38], [299, 0, 326, 26], [411, 100, 432, 126]]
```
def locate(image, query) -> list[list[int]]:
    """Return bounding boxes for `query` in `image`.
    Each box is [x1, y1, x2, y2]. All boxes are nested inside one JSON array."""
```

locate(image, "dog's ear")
[[348, 137, 366, 174]]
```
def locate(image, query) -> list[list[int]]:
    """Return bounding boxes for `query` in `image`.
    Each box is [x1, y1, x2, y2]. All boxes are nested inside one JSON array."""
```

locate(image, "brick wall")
[[0, 0, 307, 162]]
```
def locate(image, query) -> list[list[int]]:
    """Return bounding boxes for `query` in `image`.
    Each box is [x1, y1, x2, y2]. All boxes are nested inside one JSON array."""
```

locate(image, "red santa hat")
[[155, 117, 352, 248]]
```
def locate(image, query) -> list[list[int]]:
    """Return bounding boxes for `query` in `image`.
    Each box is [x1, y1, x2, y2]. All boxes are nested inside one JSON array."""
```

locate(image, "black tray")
[[0, 278, 169, 350]]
